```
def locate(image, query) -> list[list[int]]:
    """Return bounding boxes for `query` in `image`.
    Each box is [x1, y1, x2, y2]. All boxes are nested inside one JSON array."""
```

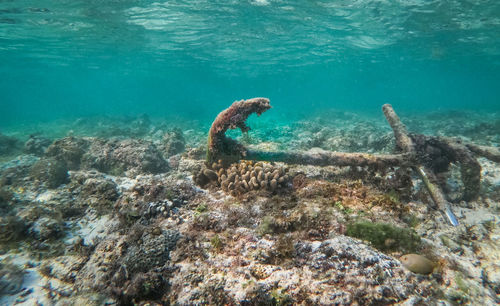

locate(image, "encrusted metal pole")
[[245, 149, 410, 168], [382, 104, 458, 226], [207, 97, 271, 166]]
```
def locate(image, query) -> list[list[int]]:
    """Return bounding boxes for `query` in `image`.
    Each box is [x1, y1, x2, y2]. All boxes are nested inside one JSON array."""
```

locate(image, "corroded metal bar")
[[245, 149, 411, 168], [466, 143, 500, 163], [382, 104, 458, 226], [416, 166, 459, 226], [382, 104, 414, 153]]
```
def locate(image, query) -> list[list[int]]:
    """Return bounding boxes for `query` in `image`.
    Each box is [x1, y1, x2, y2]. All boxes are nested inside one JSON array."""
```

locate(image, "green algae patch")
[[346, 221, 421, 253], [210, 234, 223, 252]]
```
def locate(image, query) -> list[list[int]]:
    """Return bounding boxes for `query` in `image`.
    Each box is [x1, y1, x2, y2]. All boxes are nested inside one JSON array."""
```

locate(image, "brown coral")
[[193, 159, 290, 195]]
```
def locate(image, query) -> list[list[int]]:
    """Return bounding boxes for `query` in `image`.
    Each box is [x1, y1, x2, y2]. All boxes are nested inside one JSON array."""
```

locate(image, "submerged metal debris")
[[206, 98, 500, 225]]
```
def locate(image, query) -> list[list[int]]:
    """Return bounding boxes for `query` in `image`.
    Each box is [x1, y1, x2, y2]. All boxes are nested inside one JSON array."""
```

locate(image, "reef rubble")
[[0, 101, 499, 305]]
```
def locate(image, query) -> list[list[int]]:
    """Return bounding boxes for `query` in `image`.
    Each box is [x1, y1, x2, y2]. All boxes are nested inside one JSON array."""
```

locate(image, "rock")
[[30, 158, 69, 188], [0, 155, 39, 187], [169, 235, 434, 305], [0, 215, 26, 243], [162, 128, 186, 157], [400, 254, 436, 274], [28, 216, 64, 240], [24, 135, 52, 156], [55, 292, 115, 306], [295, 236, 428, 304], [82, 139, 168, 176], [45, 137, 90, 170], [0, 133, 20, 155], [122, 229, 180, 275], [70, 171, 119, 210], [40, 255, 87, 283], [0, 263, 24, 295], [119, 271, 168, 304], [75, 234, 126, 292], [76, 229, 179, 295]]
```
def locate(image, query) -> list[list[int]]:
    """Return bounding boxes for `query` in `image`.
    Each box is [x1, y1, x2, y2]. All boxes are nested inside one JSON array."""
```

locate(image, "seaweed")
[[345, 221, 421, 253], [210, 234, 223, 252]]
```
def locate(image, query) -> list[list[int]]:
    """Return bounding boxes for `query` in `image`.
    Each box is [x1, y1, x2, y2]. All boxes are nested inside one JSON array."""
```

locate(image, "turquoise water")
[[1, 0, 499, 126]]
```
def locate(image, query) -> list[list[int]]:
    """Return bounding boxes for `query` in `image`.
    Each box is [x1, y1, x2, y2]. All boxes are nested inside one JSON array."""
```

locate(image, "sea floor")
[[0, 108, 499, 305]]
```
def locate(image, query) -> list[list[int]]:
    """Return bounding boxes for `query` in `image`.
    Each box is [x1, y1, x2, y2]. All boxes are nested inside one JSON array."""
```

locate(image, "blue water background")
[[1, 0, 499, 127]]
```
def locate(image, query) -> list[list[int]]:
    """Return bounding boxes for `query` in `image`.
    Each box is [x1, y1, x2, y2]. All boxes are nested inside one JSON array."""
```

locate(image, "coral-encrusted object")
[[206, 97, 271, 165]]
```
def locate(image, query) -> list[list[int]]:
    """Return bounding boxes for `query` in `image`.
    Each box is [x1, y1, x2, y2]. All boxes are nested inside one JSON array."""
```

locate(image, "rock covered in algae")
[[0, 263, 24, 295], [162, 128, 186, 157], [30, 157, 69, 188], [23, 135, 51, 156], [82, 138, 168, 176], [400, 254, 436, 275], [27, 216, 64, 240], [168, 235, 435, 305], [0, 133, 20, 155], [45, 137, 90, 170], [0, 215, 26, 243], [0, 155, 39, 187], [75, 228, 180, 296], [69, 171, 119, 211], [45, 137, 169, 176]]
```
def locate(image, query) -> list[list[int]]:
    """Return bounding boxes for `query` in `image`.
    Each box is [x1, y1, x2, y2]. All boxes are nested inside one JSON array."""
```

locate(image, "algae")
[[195, 203, 208, 214], [210, 234, 223, 252], [345, 220, 421, 253], [258, 216, 277, 236], [271, 288, 293, 306]]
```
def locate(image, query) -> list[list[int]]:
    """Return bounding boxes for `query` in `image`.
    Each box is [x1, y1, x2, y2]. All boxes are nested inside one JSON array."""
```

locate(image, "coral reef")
[[217, 160, 289, 195], [0, 103, 499, 305]]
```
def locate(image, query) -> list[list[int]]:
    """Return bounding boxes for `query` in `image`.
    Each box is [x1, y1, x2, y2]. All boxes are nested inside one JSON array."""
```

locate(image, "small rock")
[[0, 263, 24, 295], [28, 216, 63, 240], [400, 254, 436, 275]]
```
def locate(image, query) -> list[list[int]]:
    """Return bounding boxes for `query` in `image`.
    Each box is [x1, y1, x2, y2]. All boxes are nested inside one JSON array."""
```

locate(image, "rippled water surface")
[[1, 0, 499, 125]]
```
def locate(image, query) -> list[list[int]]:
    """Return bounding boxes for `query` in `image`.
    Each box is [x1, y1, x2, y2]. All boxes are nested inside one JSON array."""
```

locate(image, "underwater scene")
[[1, 0, 500, 305]]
